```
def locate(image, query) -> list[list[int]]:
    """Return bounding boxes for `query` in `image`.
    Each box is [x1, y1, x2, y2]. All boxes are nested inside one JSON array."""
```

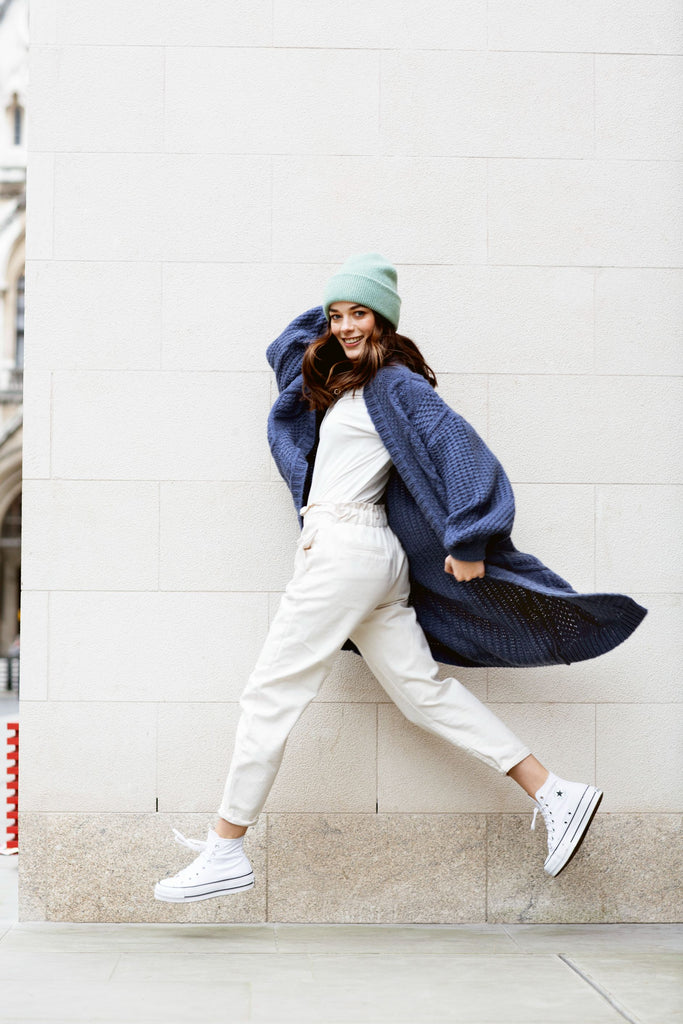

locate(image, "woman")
[[154, 254, 646, 903]]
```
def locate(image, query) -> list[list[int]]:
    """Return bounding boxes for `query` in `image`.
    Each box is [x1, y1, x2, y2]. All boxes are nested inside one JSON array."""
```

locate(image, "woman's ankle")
[[507, 754, 550, 799], [215, 818, 248, 839]]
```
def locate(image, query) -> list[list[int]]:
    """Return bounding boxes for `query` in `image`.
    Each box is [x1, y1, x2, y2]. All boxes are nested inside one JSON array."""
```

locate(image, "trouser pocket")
[[299, 524, 319, 552]]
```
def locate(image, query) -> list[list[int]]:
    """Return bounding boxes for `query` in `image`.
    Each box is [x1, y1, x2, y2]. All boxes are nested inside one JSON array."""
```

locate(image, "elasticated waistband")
[[299, 500, 388, 527]]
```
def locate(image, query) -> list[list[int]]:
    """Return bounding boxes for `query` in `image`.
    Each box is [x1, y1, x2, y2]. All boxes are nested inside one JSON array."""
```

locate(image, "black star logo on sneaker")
[[556, 790, 564, 797]]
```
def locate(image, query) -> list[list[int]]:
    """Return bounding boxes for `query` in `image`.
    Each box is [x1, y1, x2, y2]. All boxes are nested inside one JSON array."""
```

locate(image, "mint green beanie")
[[323, 253, 401, 328]]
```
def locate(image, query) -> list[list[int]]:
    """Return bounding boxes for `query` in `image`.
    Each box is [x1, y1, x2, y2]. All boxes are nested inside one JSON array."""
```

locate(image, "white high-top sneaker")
[[532, 775, 603, 877], [154, 828, 254, 902]]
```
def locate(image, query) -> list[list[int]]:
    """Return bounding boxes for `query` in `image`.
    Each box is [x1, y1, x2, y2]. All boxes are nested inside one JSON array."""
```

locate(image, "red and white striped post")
[[4, 721, 18, 854]]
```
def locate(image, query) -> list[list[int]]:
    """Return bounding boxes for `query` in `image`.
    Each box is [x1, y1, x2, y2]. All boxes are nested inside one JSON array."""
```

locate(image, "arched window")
[[13, 103, 22, 146], [1, 493, 22, 547], [15, 273, 24, 369], [0, 493, 22, 673], [7, 92, 24, 147]]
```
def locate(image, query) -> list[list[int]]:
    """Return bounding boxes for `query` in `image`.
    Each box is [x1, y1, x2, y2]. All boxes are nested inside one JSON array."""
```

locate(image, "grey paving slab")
[[504, 923, 683, 954], [0, 950, 119, 983], [0, 855, 18, 920], [274, 922, 517, 954], [0, 979, 252, 1023], [113, 951, 315, 984], [1, 921, 279, 952], [567, 953, 683, 1024], [249, 954, 625, 1023], [0, 921, 679, 1024]]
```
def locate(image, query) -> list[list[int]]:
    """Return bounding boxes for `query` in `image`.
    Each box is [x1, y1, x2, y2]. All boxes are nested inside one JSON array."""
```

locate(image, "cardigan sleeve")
[[265, 306, 328, 394], [411, 380, 516, 562]]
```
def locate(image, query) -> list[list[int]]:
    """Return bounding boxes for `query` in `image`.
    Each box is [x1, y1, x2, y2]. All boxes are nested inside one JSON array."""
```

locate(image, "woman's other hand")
[[444, 556, 485, 581]]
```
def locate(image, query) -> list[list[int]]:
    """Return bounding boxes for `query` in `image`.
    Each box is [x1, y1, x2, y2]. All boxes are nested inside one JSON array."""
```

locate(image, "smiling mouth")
[[342, 337, 363, 345]]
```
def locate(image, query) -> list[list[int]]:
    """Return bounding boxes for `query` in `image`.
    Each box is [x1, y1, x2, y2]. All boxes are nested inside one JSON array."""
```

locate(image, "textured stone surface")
[[266, 813, 487, 923], [53, 154, 271, 262], [165, 48, 379, 155], [18, 814, 266, 923], [26, 260, 162, 372], [488, 159, 683, 267], [161, 261, 336, 374], [595, 55, 683, 161], [51, 371, 271, 481], [15, 592, 48, 701], [54, 0, 273, 45], [17, 812, 682, 923], [49, 591, 270, 703], [595, 268, 683, 376], [20, 703, 157, 813], [29, 45, 164, 153], [489, 375, 681, 484], [24, 151, 54, 260], [487, 814, 683, 923], [22, 480, 159, 591], [382, 51, 593, 158], [488, 0, 683, 53], [273, 0, 487, 49], [159, 480, 299, 593], [596, 704, 683, 811], [20, 369, 51, 479], [400, 265, 594, 377], [596, 485, 683, 594], [272, 156, 487, 265]]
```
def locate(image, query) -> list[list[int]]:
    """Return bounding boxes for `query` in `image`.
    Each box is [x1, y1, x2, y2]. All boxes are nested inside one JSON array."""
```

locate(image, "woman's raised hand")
[[444, 555, 486, 582]]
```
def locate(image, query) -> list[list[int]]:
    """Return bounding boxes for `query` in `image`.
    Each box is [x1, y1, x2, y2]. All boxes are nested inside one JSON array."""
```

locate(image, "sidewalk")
[[1, 859, 681, 1023]]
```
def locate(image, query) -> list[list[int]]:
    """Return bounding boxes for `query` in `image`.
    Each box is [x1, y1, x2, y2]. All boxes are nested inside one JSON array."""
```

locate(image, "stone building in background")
[[0, 0, 26, 668]]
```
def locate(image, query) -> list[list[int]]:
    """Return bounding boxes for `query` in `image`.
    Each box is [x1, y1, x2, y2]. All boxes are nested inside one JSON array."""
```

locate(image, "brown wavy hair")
[[301, 311, 437, 411]]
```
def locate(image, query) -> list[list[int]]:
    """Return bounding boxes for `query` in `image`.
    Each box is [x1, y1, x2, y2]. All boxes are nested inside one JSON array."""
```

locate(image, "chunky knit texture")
[[322, 252, 402, 327], [265, 308, 647, 668]]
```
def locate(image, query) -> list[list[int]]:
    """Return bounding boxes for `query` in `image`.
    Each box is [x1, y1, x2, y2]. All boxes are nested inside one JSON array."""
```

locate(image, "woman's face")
[[328, 302, 376, 360]]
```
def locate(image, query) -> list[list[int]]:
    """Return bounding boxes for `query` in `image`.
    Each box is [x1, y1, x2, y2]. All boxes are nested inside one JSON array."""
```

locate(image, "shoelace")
[[172, 828, 207, 852], [530, 802, 555, 845]]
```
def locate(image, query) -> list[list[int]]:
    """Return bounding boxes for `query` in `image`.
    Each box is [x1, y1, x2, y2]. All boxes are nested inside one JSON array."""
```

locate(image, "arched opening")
[[0, 491, 21, 689], [14, 271, 24, 371]]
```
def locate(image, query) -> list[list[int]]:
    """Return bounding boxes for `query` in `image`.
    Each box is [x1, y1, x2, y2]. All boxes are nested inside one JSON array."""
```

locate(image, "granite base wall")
[[18, 811, 682, 924]]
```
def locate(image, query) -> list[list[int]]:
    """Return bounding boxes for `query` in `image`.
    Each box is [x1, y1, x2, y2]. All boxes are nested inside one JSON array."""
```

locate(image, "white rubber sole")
[[544, 787, 603, 877], [154, 872, 255, 903]]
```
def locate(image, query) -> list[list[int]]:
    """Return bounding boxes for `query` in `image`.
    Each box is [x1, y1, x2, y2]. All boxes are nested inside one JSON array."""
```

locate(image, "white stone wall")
[[19, 0, 682, 921]]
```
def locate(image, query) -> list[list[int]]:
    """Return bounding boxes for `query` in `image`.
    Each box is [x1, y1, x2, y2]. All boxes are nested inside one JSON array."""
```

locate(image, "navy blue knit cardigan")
[[266, 307, 647, 669]]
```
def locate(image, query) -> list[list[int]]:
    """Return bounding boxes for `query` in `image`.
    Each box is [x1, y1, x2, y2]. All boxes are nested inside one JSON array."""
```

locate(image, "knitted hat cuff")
[[323, 273, 401, 328]]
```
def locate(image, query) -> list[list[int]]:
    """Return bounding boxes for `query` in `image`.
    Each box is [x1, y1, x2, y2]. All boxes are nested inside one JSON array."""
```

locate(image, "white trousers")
[[218, 501, 531, 826]]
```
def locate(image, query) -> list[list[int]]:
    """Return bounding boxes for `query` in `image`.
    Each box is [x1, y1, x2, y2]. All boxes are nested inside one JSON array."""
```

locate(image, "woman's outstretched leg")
[[349, 561, 602, 877], [155, 506, 409, 902]]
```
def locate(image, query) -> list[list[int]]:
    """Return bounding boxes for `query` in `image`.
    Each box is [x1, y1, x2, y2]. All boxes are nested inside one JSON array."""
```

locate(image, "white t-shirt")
[[307, 386, 393, 505]]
